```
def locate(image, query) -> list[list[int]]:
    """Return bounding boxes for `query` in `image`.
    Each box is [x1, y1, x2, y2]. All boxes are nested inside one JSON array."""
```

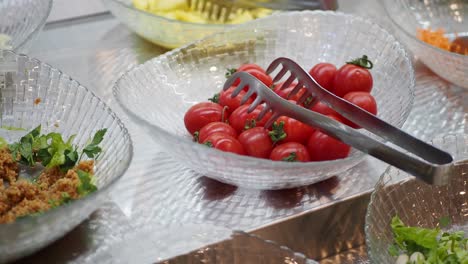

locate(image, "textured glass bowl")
[[103, 0, 238, 49], [0, 0, 52, 52], [114, 11, 415, 190], [0, 51, 133, 263], [365, 133, 468, 263], [382, 0, 468, 88]]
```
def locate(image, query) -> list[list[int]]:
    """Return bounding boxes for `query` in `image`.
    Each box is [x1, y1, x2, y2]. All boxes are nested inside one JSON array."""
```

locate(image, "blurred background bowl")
[[0, 0, 52, 52], [0, 50, 133, 263], [114, 11, 415, 190], [365, 133, 468, 263], [103, 0, 240, 49], [382, 0, 468, 88], [103, 0, 340, 50]]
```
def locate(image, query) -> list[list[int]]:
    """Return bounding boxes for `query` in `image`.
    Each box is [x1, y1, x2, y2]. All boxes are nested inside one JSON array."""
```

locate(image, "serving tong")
[[224, 57, 454, 185]]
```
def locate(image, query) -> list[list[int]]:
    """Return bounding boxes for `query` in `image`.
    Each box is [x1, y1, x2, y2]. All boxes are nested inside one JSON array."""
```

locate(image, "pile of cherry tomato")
[[184, 56, 378, 162]]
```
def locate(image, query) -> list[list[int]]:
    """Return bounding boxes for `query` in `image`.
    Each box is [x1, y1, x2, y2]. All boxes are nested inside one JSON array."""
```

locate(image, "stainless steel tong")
[[223, 57, 454, 185]]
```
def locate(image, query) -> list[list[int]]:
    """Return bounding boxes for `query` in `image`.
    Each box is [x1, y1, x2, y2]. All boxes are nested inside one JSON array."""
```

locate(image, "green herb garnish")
[[77, 170, 97, 196]]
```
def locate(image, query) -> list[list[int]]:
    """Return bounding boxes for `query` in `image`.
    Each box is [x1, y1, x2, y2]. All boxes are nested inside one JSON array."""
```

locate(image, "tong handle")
[[265, 91, 453, 185]]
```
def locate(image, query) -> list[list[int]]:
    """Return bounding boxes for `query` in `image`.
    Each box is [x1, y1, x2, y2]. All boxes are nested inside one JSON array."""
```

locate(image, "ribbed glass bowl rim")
[[381, 0, 468, 60], [0, 51, 134, 229], [106, 0, 238, 28], [3, 0, 54, 52], [113, 10, 415, 170], [364, 133, 468, 262]]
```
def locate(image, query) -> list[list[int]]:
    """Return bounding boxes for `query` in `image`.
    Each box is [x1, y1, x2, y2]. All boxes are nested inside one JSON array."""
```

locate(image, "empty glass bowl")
[[0, 0, 52, 52], [365, 133, 468, 263], [114, 11, 415, 190], [0, 51, 133, 262], [382, 0, 468, 88]]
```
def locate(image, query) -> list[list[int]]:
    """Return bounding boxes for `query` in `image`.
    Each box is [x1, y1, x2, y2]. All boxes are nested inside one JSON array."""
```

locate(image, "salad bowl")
[[365, 133, 468, 263], [0, 51, 133, 262], [114, 11, 415, 190]]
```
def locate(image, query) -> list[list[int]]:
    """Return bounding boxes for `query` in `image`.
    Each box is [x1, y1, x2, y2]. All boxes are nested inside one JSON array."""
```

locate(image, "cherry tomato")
[[238, 127, 273, 158], [340, 92, 377, 129], [306, 130, 351, 161], [202, 133, 245, 155], [308, 101, 338, 116], [274, 116, 315, 144], [333, 64, 373, 97], [197, 122, 237, 143], [309, 63, 337, 91], [228, 104, 272, 133], [219, 86, 254, 114], [184, 102, 226, 135], [233, 68, 273, 87], [270, 142, 311, 162], [237, 63, 266, 73]]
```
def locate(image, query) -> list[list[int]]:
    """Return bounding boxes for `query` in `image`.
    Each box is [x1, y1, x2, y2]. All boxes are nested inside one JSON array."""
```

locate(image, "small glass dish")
[[0, 0, 52, 52], [382, 0, 468, 88], [114, 11, 415, 190], [365, 133, 468, 263], [0, 51, 133, 262]]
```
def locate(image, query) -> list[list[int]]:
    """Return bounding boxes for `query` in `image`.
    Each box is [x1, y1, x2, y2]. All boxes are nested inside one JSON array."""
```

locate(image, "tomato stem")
[[282, 152, 297, 162], [193, 131, 199, 142], [269, 121, 287, 144], [203, 141, 213, 147], [208, 93, 220, 103], [346, 55, 373, 69], [244, 119, 256, 130], [225, 68, 237, 78]]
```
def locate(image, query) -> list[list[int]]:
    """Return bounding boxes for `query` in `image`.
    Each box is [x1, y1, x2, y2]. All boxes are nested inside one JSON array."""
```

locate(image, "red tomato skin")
[[276, 116, 315, 144], [233, 68, 273, 87], [308, 101, 339, 116], [198, 122, 237, 143], [306, 130, 351, 161], [184, 102, 225, 135], [332, 64, 373, 97], [341, 92, 377, 129], [270, 142, 311, 162], [238, 127, 273, 158], [309, 63, 337, 91], [237, 63, 266, 73], [228, 104, 272, 133], [275, 86, 307, 102], [219, 86, 254, 114], [203, 133, 245, 155]]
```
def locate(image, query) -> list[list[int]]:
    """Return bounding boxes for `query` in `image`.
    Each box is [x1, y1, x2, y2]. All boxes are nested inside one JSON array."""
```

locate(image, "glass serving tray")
[[14, 1, 467, 263]]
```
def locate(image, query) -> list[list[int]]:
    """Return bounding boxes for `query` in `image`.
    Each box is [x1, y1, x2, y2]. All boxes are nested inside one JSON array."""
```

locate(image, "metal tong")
[[223, 57, 454, 185]]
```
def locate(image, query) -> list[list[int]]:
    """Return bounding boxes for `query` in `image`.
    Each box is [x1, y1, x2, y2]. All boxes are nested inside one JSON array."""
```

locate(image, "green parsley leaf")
[[391, 215, 439, 254], [82, 129, 107, 159]]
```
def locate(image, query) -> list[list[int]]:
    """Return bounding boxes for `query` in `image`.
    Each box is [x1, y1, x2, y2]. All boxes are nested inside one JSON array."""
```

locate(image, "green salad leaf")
[[390, 216, 468, 263], [82, 129, 107, 159]]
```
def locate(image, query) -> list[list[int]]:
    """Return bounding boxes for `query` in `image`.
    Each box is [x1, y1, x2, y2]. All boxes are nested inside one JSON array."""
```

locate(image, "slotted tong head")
[[224, 57, 454, 185]]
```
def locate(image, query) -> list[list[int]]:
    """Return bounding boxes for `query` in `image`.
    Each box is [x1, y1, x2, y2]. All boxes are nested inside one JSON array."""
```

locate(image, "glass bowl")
[[365, 133, 468, 263], [0, 0, 52, 52], [0, 51, 133, 263], [103, 0, 239, 49], [114, 11, 415, 190], [382, 0, 468, 88]]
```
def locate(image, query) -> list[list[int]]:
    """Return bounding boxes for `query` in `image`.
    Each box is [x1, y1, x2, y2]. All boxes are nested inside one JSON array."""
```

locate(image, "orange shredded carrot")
[[417, 28, 467, 55]]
